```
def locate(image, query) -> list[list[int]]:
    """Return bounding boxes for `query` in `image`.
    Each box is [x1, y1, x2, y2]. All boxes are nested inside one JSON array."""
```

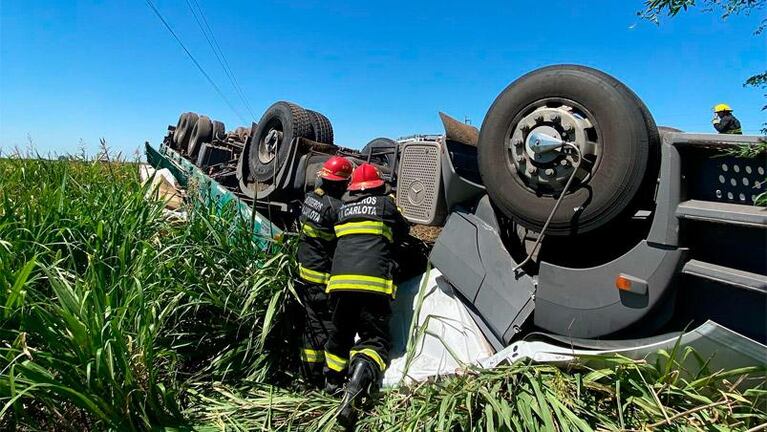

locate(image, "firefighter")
[[323, 163, 409, 427], [712, 104, 743, 135], [295, 156, 353, 388]]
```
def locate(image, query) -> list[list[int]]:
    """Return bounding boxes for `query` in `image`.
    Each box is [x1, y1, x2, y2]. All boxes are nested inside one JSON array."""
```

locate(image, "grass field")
[[1, 155, 765, 431]]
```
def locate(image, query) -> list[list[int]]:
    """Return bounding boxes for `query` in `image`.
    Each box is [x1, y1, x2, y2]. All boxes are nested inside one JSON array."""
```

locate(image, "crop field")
[[1, 156, 765, 431]]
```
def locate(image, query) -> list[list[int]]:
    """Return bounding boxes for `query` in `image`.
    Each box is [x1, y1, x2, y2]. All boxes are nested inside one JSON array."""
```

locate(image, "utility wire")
[[143, 0, 247, 123], [186, 0, 258, 121]]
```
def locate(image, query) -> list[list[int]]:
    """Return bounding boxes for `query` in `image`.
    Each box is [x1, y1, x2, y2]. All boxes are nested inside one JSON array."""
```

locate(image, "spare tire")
[[307, 110, 334, 144], [174, 112, 199, 151], [187, 115, 213, 159], [248, 102, 313, 182], [477, 65, 660, 236], [362, 137, 398, 168], [211, 120, 226, 142]]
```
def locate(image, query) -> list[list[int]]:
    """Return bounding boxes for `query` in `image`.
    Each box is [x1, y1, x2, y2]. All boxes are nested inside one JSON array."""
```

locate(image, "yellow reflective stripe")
[[334, 221, 393, 242], [326, 274, 396, 297], [330, 274, 393, 283], [301, 348, 324, 363], [302, 223, 335, 241], [324, 351, 348, 372], [299, 264, 330, 284], [350, 348, 386, 371], [726, 128, 743, 134]]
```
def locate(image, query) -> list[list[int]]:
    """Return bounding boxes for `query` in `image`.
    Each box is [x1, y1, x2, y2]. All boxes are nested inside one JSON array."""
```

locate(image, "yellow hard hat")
[[714, 103, 732, 113]]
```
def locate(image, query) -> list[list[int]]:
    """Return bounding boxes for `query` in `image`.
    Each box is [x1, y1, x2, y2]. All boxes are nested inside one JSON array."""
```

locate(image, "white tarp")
[[138, 164, 186, 211], [481, 320, 767, 390], [383, 269, 495, 387]]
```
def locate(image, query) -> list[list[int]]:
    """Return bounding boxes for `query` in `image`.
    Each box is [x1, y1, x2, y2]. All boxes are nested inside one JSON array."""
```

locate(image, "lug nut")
[[560, 159, 569, 167], [521, 123, 531, 132], [550, 114, 560, 122], [527, 166, 538, 175], [513, 138, 523, 147], [563, 123, 574, 131], [534, 114, 544, 122], [515, 155, 525, 163], [545, 168, 555, 176]]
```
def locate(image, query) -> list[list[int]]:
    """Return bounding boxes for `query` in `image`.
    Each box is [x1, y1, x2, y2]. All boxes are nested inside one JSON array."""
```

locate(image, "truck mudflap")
[[535, 241, 686, 338], [481, 320, 767, 389], [429, 197, 536, 346]]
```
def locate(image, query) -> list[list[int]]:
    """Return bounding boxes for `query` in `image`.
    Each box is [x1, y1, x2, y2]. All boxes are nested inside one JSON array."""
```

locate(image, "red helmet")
[[348, 163, 385, 191], [318, 156, 353, 181]]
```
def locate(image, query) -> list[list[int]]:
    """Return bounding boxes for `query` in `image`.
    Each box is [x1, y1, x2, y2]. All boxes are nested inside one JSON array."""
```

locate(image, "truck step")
[[682, 259, 767, 294], [676, 200, 767, 228]]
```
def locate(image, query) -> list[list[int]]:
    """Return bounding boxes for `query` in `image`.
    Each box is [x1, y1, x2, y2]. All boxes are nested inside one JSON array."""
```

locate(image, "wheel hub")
[[525, 126, 562, 164], [258, 128, 284, 163], [508, 104, 599, 194]]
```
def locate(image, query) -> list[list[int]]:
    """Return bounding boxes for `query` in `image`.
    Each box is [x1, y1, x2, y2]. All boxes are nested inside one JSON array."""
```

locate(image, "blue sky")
[[0, 0, 764, 157]]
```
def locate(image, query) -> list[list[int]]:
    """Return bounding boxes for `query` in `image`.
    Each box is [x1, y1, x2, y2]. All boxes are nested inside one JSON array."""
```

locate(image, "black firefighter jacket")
[[714, 114, 743, 135], [297, 188, 342, 285], [328, 192, 410, 298]]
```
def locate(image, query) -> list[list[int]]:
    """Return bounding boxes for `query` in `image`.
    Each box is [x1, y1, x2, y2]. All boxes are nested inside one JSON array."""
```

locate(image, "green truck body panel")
[[145, 142, 281, 250]]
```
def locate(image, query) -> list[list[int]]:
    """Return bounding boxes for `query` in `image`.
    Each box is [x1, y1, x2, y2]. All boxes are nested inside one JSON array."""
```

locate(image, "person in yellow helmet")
[[712, 104, 743, 135]]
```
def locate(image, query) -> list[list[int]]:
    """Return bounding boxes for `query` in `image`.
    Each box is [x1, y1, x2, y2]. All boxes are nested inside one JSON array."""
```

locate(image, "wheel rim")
[[505, 98, 602, 196], [257, 121, 284, 164]]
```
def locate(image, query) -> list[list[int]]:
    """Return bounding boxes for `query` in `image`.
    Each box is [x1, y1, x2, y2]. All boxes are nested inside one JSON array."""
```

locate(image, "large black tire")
[[248, 102, 313, 182], [625, 83, 662, 208], [172, 113, 187, 149], [211, 120, 226, 142], [174, 112, 199, 151], [187, 115, 213, 159], [477, 65, 660, 236], [307, 110, 334, 144], [362, 137, 398, 168]]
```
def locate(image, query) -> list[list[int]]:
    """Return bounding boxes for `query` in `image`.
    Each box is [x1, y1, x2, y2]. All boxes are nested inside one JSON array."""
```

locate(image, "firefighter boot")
[[336, 357, 377, 429]]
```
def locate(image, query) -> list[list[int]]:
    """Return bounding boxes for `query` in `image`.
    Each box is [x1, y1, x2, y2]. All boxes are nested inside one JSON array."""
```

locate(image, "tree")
[[640, 0, 766, 133], [640, 0, 765, 26]]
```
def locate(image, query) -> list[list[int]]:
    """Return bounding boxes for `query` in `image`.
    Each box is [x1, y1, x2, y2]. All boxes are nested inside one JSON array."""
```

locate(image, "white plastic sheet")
[[138, 164, 186, 217], [383, 269, 495, 387]]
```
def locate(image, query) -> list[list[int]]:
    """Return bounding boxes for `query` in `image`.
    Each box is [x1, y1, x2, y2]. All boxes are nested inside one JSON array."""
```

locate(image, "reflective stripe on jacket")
[[328, 192, 410, 298], [299, 264, 330, 284]]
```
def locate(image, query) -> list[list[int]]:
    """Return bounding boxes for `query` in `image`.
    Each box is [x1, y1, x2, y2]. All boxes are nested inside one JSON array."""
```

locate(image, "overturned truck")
[[152, 65, 767, 364]]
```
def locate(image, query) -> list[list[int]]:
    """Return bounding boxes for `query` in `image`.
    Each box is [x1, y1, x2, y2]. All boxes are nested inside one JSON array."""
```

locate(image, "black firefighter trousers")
[[296, 280, 336, 385], [324, 291, 392, 385]]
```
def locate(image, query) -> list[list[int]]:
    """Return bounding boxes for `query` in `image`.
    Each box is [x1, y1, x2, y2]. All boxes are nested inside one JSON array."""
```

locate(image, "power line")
[[143, 0, 247, 123], [186, 0, 257, 121]]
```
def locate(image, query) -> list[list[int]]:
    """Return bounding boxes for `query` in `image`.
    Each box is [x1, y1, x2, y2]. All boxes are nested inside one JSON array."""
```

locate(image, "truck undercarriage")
[[147, 64, 766, 373]]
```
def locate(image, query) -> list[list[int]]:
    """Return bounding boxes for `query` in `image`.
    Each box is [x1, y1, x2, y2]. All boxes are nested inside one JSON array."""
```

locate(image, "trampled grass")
[[1, 155, 765, 431]]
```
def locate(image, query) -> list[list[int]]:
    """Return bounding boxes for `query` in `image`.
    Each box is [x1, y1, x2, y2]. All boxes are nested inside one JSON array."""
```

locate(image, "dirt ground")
[[410, 224, 442, 243]]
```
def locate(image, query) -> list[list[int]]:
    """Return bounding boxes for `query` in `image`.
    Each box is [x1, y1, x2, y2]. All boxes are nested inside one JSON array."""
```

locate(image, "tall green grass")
[[1, 155, 765, 431], [0, 156, 294, 430], [188, 352, 767, 431]]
